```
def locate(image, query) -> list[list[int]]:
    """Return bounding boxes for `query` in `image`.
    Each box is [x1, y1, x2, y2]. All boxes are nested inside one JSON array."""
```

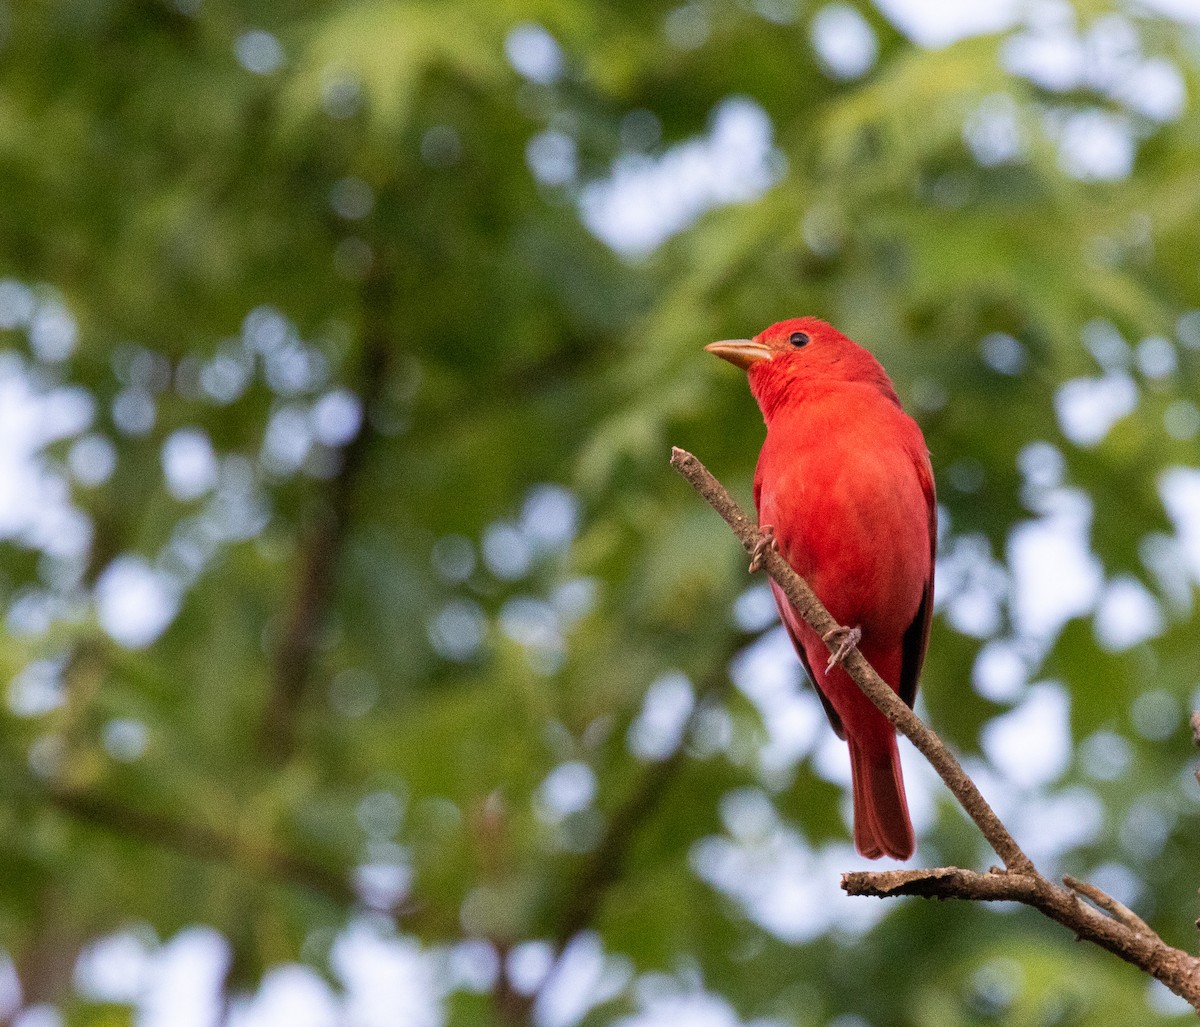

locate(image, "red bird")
[[707, 317, 935, 860]]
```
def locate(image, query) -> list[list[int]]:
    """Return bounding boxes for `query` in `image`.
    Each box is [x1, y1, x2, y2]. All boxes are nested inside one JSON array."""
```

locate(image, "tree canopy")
[[2, 0, 1200, 1024]]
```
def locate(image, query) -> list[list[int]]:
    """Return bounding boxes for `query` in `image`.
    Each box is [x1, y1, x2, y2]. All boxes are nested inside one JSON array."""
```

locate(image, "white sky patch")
[[981, 682, 1071, 789], [445, 939, 500, 993], [427, 598, 487, 662], [690, 825, 888, 942], [0, 278, 35, 328], [1083, 318, 1131, 370], [732, 583, 778, 632], [812, 728, 851, 790], [8, 657, 66, 717], [1010, 785, 1104, 869], [1002, 24, 1085, 91], [551, 577, 596, 625], [1080, 729, 1132, 782], [731, 627, 825, 781], [103, 717, 148, 762], [331, 925, 442, 1027], [934, 533, 1007, 639], [964, 93, 1025, 166], [1159, 467, 1200, 581], [875, 0, 1018, 47], [527, 130, 578, 186], [113, 387, 156, 436], [581, 98, 782, 257], [628, 671, 695, 761], [499, 596, 564, 673], [311, 388, 363, 447], [534, 933, 633, 1027], [69, 434, 117, 486], [261, 404, 312, 476], [1054, 372, 1137, 446], [29, 299, 78, 362], [1136, 335, 1177, 378], [535, 761, 597, 823], [810, 4, 879, 80], [0, 958, 18, 1022], [1116, 56, 1186, 122], [505, 23, 564, 84], [162, 428, 219, 502], [235, 30, 285, 76], [1093, 575, 1163, 651], [520, 484, 579, 554], [1008, 488, 1102, 641], [898, 731, 939, 840], [227, 966, 339, 1027], [663, 5, 711, 51], [94, 555, 181, 649], [1091, 861, 1142, 910], [1054, 109, 1135, 181], [1005, 12, 1186, 122], [1148, 978, 1195, 1018], [482, 521, 532, 580], [139, 928, 230, 1027], [1142, 0, 1200, 23], [972, 638, 1028, 702], [75, 929, 155, 1004], [506, 940, 554, 995], [1081, 15, 1141, 96], [0, 356, 94, 561], [615, 982, 746, 1027]]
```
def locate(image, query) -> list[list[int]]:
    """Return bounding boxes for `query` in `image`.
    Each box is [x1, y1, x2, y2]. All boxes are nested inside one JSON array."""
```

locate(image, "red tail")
[[848, 734, 914, 860]]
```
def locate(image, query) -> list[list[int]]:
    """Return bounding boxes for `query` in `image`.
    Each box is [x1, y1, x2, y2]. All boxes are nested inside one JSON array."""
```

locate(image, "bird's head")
[[706, 316, 898, 417]]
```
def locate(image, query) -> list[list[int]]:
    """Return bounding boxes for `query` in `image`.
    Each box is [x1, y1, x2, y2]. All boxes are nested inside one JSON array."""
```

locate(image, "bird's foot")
[[749, 524, 776, 573], [823, 624, 862, 670]]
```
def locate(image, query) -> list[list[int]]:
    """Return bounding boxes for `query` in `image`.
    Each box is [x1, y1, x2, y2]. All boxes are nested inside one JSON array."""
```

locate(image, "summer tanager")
[[707, 317, 935, 860]]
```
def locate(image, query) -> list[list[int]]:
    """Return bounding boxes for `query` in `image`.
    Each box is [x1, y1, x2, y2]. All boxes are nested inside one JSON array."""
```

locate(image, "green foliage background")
[[1, 0, 1199, 1023]]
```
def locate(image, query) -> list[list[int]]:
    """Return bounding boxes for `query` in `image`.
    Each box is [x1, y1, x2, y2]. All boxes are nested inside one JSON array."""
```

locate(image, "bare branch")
[[672, 446, 1200, 1010], [41, 782, 357, 907], [1063, 875, 1155, 937], [669, 446, 1031, 873], [843, 866, 1200, 999], [1191, 711, 1200, 794], [550, 672, 734, 948], [260, 270, 392, 763], [0, 763, 357, 908], [498, 666, 740, 1024]]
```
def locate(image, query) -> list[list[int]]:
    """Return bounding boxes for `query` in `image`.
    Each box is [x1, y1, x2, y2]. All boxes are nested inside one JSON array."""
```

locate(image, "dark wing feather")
[[898, 579, 932, 709], [899, 445, 938, 709]]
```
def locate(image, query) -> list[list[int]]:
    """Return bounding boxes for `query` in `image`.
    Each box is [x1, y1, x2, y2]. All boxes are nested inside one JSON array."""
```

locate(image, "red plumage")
[[707, 317, 936, 860]]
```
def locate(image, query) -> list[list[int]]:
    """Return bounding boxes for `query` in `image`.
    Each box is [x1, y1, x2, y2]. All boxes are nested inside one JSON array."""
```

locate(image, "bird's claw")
[[749, 524, 776, 573], [823, 625, 862, 670]]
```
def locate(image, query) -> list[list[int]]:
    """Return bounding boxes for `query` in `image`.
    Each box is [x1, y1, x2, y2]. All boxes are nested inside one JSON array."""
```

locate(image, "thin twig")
[[671, 445, 1200, 1010], [1063, 875, 1155, 937]]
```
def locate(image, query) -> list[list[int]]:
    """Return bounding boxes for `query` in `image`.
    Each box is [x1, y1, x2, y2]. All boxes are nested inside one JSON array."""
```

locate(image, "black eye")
[[789, 331, 810, 348]]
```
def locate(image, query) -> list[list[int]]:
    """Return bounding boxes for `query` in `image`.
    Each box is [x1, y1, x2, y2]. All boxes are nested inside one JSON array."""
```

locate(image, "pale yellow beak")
[[704, 339, 773, 371]]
